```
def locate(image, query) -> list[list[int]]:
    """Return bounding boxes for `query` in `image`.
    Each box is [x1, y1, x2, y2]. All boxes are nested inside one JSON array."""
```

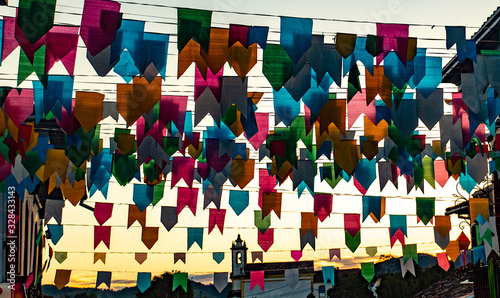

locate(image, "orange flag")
[[434, 215, 451, 238], [116, 77, 161, 126], [54, 269, 71, 290], [74, 91, 104, 132], [469, 197, 489, 223], [446, 240, 460, 262]]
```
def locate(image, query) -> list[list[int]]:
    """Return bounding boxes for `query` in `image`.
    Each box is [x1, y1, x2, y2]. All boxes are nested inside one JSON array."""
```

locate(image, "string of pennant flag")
[[1, 0, 500, 293]]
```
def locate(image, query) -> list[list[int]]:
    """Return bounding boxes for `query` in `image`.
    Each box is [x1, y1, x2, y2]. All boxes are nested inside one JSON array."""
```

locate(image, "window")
[[236, 252, 242, 264]]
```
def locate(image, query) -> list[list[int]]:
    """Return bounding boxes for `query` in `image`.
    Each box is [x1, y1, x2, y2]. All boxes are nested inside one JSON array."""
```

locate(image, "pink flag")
[[94, 202, 113, 226], [344, 214, 361, 238], [314, 194, 332, 222], [80, 0, 121, 56], [437, 252, 450, 271], [347, 90, 376, 129], [259, 169, 276, 194], [159, 96, 188, 134], [2, 17, 17, 61], [246, 113, 269, 150], [171, 157, 195, 189], [208, 209, 226, 234], [250, 271, 264, 291], [291, 250, 302, 262], [45, 26, 79, 77], [3, 89, 33, 127], [258, 229, 274, 252], [434, 159, 449, 188], [177, 187, 198, 215], [390, 229, 406, 248], [94, 226, 111, 249], [194, 67, 223, 101]]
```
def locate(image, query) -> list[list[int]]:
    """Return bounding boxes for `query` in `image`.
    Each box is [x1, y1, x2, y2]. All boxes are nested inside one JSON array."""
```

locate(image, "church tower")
[[231, 234, 248, 278]]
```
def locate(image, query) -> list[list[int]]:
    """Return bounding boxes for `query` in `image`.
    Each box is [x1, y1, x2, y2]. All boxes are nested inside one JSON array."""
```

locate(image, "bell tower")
[[231, 234, 248, 278]]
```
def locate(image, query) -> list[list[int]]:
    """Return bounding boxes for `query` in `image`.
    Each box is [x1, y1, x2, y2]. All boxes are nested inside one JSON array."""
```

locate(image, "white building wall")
[[243, 277, 312, 297]]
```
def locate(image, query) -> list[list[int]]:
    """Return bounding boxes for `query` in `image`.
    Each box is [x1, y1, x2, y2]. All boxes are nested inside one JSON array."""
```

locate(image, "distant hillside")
[[42, 279, 230, 298], [42, 285, 139, 298], [375, 253, 438, 275]]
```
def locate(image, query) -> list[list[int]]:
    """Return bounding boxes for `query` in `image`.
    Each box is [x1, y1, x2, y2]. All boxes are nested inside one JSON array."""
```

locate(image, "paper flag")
[[47, 224, 63, 245], [160, 206, 177, 231], [261, 191, 282, 219], [94, 253, 106, 264], [94, 202, 113, 226], [204, 185, 222, 210], [54, 269, 71, 290], [141, 227, 158, 250], [445, 26, 466, 51], [322, 266, 335, 286], [17, 0, 56, 44], [136, 272, 151, 293], [434, 215, 451, 239], [177, 187, 198, 216], [345, 230, 361, 253], [44, 199, 64, 225], [250, 270, 264, 291], [258, 229, 274, 252], [213, 252, 224, 264], [128, 205, 146, 228], [301, 212, 318, 238], [214, 272, 228, 293], [344, 214, 361, 238], [208, 209, 226, 234], [473, 246, 486, 265], [229, 190, 249, 215], [54, 252, 67, 264], [131, 253, 147, 265], [96, 271, 111, 289], [263, 44, 294, 91], [437, 252, 450, 271], [446, 240, 460, 262], [366, 247, 377, 257], [174, 253, 186, 264], [284, 268, 299, 289], [280, 17, 312, 63], [335, 33, 356, 59], [416, 197, 435, 225], [376, 23, 409, 65], [291, 250, 302, 262], [252, 252, 264, 263], [361, 262, 375, 282], [470, 197, 489, 224], [329, 249, 341, 260], [434, 229, 450, 250], [301, 229, 316, 250], [80, 0, 121, 56], [177, 8, 212, 54], [255, 210, 271, 234], [94, 225, 111, 249], [400, 258, 416, 278], [402, 244, 418, 264], [187, 227, 203, 250], [173, 272, 188, 292], [314, 193, 332, 222]]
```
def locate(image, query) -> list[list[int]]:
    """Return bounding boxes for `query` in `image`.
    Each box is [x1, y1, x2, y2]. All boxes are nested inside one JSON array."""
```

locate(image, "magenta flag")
[[94, 202, 113, 226], [250, 270, 264, 291], [344, 214, 361, 238], [177, 188, 198, 216], [171, 157, 195, 189], [208, 209, 226, 234], [314, 193, 332, 222], [80, 0, 121, 56], [376, 23, 409, 65], [94, 226, 111, 249], [246, 113, 269, 150], [258, 229, 274, 252]]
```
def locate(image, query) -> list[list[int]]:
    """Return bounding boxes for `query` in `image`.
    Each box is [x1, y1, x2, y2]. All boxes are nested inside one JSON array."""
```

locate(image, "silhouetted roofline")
[[442, 6, 500, 86]]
